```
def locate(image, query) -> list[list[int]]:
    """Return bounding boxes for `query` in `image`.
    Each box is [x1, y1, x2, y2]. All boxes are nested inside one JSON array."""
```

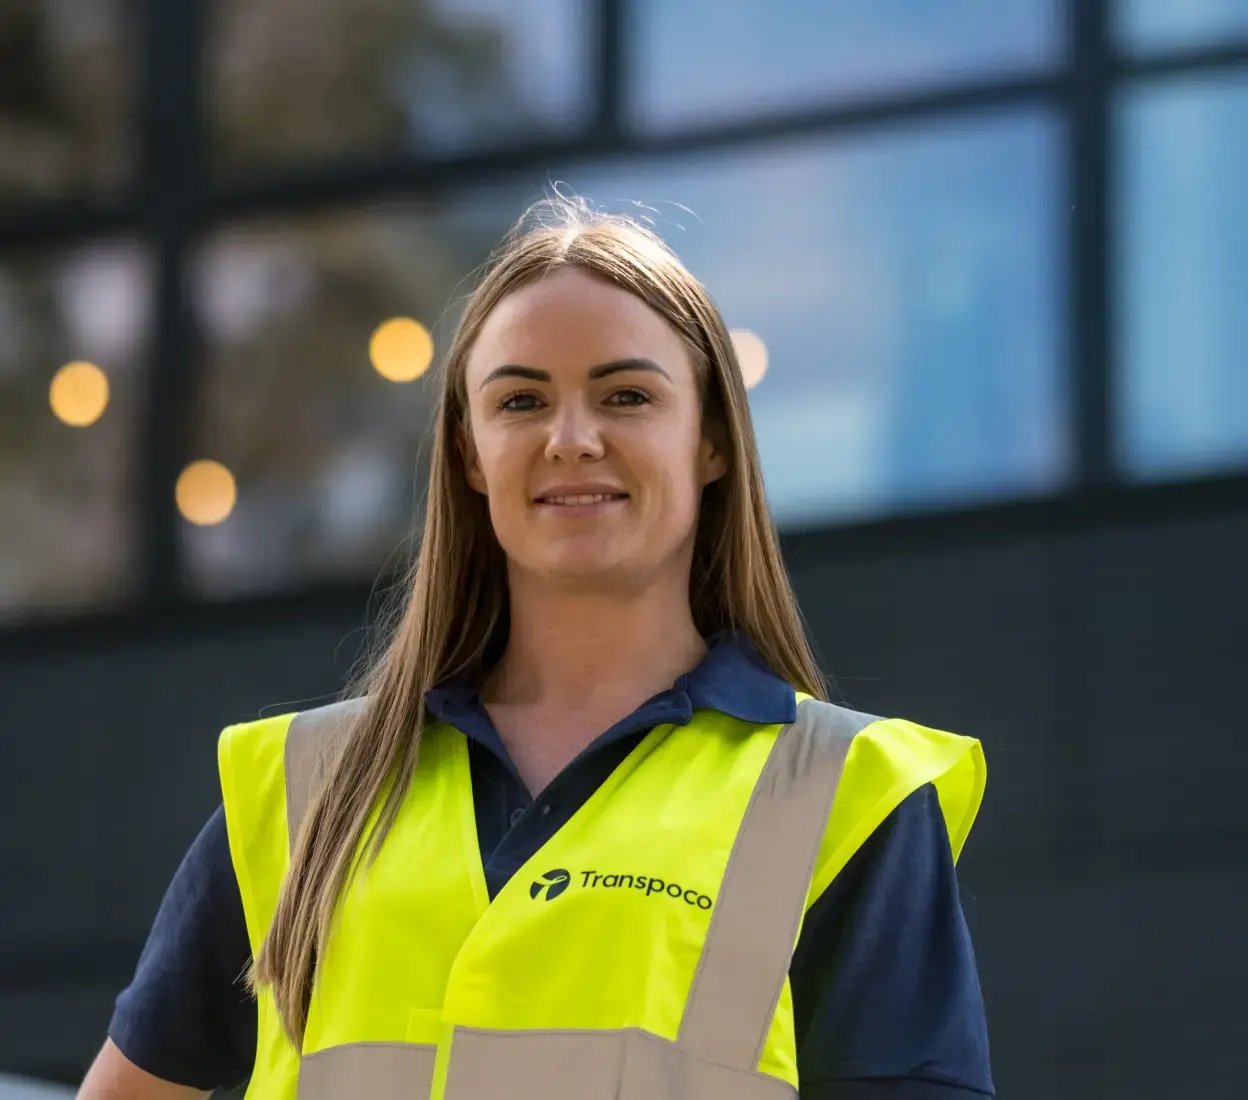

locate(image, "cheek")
[[473, 431, 523, 490], [641, 422, 705, 510]]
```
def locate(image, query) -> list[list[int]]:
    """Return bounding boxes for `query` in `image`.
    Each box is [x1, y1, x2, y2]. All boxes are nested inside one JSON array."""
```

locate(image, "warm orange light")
[[369, 317, 434, 382], [176, 460, 237, 526], [730, 329, 769, 389], [49, 361, 110, 426]]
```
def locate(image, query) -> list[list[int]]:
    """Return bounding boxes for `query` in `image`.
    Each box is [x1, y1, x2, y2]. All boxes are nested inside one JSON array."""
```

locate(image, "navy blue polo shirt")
[[109, 632, 994, 1097]]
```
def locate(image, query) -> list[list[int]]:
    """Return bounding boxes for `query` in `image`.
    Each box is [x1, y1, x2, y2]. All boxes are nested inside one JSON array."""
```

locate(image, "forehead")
[[466, 268, 690, 381]]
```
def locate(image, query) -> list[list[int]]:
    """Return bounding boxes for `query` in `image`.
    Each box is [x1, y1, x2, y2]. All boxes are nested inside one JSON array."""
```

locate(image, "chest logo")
[[530, 868, 572, 901], [530, 867, 714, 910]]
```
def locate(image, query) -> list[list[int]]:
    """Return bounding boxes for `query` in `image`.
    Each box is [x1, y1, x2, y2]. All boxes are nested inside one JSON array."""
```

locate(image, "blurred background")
[[1, 0, 1246, 1096]]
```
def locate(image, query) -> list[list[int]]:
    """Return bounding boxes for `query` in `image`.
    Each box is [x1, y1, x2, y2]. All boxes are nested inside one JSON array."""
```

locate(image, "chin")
[[543, 553, 625, 581], [528, 544, 637, 586]]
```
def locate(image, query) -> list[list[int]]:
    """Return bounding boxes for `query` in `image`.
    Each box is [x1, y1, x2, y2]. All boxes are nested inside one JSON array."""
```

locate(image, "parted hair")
[[248, 193, 827, 1049]]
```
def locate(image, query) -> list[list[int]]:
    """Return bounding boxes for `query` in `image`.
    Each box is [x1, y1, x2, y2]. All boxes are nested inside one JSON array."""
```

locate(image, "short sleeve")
[[108, 803, 257, 1091], [790, 783, 994, 1098]]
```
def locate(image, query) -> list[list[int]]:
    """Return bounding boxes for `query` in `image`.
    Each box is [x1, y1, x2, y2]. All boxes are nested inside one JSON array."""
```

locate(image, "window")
[[560, 108, 1067, 526], [629, 0, 1062, 130], [0, 0, 135, 199], [0, 241, 148, 621], [207, 0, 592, 173], [1116, 72, 1248, 479], [1116, 0, 1248, 53], [186, 190, 536, 595]]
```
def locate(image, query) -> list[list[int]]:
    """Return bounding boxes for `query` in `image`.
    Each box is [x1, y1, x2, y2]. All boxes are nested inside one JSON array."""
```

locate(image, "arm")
[[82, 804, 257, 1096], [78, 1039, 210, 1100], [791, 783, 995, 1098]]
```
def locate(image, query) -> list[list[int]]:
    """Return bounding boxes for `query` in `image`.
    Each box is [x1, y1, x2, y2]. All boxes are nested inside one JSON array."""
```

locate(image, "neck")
[[482, 568, 708, 715]]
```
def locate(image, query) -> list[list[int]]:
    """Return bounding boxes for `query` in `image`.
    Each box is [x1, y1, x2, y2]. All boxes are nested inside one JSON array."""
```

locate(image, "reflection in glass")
[[208, 0, 591, 170], [0, 242, 147, 621], [187, 191, 536, 595], [630, 0, 1062, 129], [560, 109, 1066, 526], [1117, 74, 1248, 479], [0, 0, 133, 198], [1116, 0, 1248, 53]]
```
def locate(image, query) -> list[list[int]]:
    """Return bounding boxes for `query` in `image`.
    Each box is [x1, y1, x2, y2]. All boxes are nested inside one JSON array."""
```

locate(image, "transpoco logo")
[[529, 868, 571, 901], [529, 867, 713, 910]]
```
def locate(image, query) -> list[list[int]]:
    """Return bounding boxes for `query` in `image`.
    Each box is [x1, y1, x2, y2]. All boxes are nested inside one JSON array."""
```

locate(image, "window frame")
[[2, 0, 1247, 629]]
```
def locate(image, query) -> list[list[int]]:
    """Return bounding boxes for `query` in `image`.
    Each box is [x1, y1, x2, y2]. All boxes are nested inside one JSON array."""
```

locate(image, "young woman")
[[81, 197, 993, 1099]]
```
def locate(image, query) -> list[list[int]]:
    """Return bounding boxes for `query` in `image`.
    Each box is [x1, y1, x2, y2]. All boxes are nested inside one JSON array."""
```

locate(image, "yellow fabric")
[[218, 693, 986, 1099], [217, 713, 301, 1100]]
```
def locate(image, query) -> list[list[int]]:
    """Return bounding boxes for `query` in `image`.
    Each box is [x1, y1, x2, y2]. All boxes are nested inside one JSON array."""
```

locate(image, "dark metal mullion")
[[1066, 0, 1115, 488], [1057, 0, 1115, 881], [201, 73, 1058, 223], [1117, 36, 1248, 79], [135, 0, 208, 604], [595, 0, 627, 140]]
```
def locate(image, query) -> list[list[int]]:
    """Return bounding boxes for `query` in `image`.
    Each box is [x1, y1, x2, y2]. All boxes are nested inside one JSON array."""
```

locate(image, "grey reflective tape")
[[298, 1040, 436, 1098], [443, 1026, 796, 1100], [284, 697, 367, 855], [678, 698, 878, 1071]]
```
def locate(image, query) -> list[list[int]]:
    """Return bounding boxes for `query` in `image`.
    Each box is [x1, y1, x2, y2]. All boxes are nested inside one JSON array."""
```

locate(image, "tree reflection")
[[210, 0, 580, 167], [0, 0, 131, 197]]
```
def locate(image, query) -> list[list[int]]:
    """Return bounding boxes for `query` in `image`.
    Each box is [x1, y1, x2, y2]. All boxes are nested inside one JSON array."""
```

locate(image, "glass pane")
[[208, 0, 591, 171], [188, 193, 533, 595], [630, 0, 1062, 130], [559, 109, 1066, 527], [1116, 74, 1248, 479], [0, 241, 147, 622], [0, 0, 134, 199], [1116, 0, 1248, 53]]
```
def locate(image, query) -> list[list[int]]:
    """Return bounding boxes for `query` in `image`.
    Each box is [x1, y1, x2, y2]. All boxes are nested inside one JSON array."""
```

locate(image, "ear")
[[456, 421, 489, 496], [698, 424, 729, 488]]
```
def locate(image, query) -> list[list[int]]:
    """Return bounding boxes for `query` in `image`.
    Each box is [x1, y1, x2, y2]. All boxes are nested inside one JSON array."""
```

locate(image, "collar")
[[423, 629, 797, 763]]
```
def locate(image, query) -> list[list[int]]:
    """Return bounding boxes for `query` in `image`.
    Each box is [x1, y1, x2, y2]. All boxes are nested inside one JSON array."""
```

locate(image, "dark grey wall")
[[2, 499, 1245, 1097], [788, 503, 1248, 1097]]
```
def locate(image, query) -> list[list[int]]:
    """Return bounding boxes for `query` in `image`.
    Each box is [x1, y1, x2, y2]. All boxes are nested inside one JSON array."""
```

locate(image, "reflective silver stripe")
[[284, 697, 367, 853], [297, 1041, 436, 1099], [444, 1026, 797, 1100], [678, 698, 875, 1071]]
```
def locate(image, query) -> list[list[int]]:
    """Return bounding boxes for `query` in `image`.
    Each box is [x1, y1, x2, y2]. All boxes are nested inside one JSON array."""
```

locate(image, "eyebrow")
[[477, 357, 672, 390]]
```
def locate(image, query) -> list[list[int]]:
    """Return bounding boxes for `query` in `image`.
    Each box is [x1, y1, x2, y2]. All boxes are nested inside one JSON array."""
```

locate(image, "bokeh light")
[[369, 317, 435, 382], [49, 361, 110, 426], [730, 329, 769, 389], [176, 460, 237, 526]]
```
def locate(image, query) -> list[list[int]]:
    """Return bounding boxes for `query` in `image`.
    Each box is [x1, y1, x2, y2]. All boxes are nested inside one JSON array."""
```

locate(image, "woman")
[[81, 197, 993, 1099]]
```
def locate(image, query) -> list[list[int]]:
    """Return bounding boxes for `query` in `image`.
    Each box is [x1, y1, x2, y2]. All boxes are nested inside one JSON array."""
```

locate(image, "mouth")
[[535, 492, 629, 506], [533, 491, 630, 515]]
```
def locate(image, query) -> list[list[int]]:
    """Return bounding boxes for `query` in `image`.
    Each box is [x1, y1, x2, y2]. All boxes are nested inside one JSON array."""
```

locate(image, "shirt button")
[[510, 808, 524, 827], [541, 804, 552, 816]]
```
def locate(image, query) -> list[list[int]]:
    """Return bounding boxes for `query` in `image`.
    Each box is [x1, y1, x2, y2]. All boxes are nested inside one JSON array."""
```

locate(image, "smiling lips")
[[534, 483, 630, 508], [539, 492, 627, 507]]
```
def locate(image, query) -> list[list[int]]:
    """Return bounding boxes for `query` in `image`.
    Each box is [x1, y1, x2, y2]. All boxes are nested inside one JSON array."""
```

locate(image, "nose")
[[544, 401, 605, 464]]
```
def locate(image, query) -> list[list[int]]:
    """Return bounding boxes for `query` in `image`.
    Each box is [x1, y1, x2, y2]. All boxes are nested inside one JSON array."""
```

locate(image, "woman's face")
[[459, 267, 727, 591]]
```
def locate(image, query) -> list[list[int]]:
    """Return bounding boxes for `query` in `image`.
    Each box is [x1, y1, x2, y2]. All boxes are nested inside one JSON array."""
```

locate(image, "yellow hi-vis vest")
[[218, 692, 985, 1099]]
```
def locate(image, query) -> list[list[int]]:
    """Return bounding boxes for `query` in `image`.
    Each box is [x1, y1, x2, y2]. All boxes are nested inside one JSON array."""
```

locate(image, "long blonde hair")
[[249, 194, 827, 1048]]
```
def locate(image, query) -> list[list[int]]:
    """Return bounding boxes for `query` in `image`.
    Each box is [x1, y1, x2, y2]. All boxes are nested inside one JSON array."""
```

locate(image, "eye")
[[606, 387, 652, 407], [497, 390, 543, 412]]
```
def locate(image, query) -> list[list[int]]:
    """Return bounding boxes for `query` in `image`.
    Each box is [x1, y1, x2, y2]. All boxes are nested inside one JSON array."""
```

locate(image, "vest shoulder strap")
[[679, 696, 877, 1072], [284, 696, 369, 854]]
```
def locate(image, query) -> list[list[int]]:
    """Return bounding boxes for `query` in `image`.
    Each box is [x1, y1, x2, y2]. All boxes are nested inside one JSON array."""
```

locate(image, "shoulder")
[[794, 699, 987, 907], [216, 710, 298, 780], [791, 782, 995, 1096], [217, 697, 368, 793]]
